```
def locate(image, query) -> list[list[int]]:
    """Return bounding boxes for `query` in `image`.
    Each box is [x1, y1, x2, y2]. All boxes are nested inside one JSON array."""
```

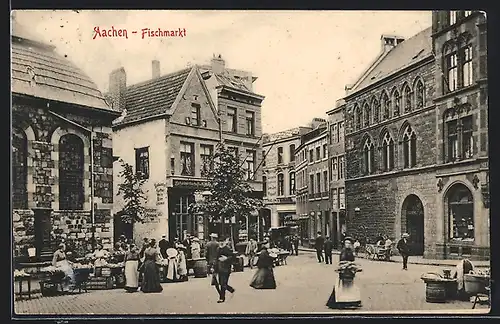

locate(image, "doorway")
[[33, 208, 53, 259], [402, 194, 425, 256], [113, 213, 134, 243]]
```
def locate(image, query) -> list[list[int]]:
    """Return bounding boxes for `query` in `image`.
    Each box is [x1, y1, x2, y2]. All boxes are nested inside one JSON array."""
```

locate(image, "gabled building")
[[110, 56, 264, 243], [342, 10, 488, 260], [11, 18, 120, 261]]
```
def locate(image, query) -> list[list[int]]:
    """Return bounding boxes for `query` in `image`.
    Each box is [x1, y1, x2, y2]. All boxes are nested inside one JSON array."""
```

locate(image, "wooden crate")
[[86, 276, 113, 290]]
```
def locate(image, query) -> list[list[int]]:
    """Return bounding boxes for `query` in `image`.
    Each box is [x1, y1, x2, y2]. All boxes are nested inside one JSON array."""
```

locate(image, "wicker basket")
[[464, 274, 489, 295]]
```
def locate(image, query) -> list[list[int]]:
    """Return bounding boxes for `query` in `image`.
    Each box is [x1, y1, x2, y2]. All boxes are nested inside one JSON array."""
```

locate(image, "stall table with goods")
[[465, 268, 490, 309], [14, 269, 32, 300], [39, 266, 66, 296]]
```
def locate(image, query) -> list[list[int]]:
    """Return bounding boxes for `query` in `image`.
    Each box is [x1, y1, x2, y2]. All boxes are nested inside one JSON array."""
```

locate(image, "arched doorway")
[[402, 194, 424, 256]]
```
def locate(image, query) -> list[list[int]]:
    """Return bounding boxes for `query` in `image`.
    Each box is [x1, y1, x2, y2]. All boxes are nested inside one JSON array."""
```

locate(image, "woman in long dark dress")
[[140, 240, 163, 293], [249, 247, 277, 289], [326, 237, 361, 309]]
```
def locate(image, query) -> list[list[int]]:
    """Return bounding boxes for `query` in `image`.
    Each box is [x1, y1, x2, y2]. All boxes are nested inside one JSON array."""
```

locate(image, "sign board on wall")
[[173, 179, 209, 189]]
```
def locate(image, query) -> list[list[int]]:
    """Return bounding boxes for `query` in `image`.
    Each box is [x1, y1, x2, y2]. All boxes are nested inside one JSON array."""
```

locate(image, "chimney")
[[211, 54, 225, 74], [380, 35, 405, 52], [109, 67, 127, 112], [152, 60, 160, 79]]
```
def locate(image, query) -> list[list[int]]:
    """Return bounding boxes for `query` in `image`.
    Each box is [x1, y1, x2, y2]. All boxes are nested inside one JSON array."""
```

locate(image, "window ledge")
[[434, 84, 479, 101]]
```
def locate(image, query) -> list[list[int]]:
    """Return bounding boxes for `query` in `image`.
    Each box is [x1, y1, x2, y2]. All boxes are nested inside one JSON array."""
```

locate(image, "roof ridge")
[[126, 66, 192, 90]]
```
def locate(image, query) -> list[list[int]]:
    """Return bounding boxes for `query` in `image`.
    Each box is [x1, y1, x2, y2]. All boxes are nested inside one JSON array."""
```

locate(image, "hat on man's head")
[[402, 233, 410, 238], [193, 237, 200, 242], [210, 233, 218, 238], [161, 234, 167, 238], [343, 236, 354, 244]]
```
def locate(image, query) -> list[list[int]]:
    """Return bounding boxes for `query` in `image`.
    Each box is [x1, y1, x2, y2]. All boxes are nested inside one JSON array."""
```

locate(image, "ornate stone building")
[[262, 126, 311, 229], [11, 20, 120, 261], [343, 11, 488, 260], [110, 56, 264, 243]]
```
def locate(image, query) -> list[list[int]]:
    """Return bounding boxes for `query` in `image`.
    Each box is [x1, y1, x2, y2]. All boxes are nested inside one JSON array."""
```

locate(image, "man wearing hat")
[[159, 234, 169, 259], [205, 233, 220, 274], [397, 233, 411, 270], [314, 231, 325, 263]]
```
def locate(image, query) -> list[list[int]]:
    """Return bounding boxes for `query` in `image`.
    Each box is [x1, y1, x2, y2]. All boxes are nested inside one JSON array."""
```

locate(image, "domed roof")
[[11, 19, 116, 113]]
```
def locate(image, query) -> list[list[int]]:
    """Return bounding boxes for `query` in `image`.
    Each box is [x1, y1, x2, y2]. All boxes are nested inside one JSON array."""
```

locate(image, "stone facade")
[[12, 99, 117, 259], [342, 11, 489, 260], [294, 122, 329, 247], [262, 127, 311, 228], [327, 100, 346, 247]]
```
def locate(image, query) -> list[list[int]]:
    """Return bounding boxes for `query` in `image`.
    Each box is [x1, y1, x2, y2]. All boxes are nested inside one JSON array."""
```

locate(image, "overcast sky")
[[13, 10, 431, 134]]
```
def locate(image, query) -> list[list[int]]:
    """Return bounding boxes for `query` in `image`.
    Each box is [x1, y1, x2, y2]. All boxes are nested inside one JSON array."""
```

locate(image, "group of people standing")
[[205, 233, 277, 303], [314, 232, 336, 264]]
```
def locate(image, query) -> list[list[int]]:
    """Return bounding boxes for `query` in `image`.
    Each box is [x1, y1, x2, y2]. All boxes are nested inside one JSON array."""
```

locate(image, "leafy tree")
[[116, 159, 147, 224], [193, 143, 263, 247]]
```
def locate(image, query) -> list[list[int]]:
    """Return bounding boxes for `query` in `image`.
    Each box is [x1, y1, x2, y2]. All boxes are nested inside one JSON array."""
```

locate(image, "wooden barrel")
[[193, 259, 208, 278], [425, 281, 447, 303]]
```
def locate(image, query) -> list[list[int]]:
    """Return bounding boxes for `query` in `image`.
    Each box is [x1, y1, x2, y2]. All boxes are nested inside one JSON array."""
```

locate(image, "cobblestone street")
[[14, 252, 489, 315]]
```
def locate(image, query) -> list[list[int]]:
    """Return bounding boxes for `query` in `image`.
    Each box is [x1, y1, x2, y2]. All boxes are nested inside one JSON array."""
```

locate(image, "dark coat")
[[324, 239, 334, 253], [256, 250, 274, 269], [339, 248, 355, 262], [216, 245, 234, 273], [315, 235, 325, 250], [205, 241, 219, 264], [397, 238, 410, 255], [158, 239, 169, 258]]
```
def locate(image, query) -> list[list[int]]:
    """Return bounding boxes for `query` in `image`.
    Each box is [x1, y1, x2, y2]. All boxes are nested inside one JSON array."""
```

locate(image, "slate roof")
[[351, 27, 433, 93], [11, 20, 114, 112], [115, 67, 192, 125], [199, 64, 254, 93]]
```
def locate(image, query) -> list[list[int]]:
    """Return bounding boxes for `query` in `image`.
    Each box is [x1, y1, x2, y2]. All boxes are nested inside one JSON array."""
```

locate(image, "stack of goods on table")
[[39, 266, 66, 296], [336, 261, 362, 279], [14, 269, 30, 279]]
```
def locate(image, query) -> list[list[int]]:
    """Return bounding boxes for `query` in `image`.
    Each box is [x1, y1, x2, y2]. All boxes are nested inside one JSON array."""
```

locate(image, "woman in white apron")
[[124, 244, 140, 292], [326, 237, 362, 309], [177, 245, 189, 282], [453, 259, 474, 300], [51, 243, 75, 292], [165, 248, 179, 282]]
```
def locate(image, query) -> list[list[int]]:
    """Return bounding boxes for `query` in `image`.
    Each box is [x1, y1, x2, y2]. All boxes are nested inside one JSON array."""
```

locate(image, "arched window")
[[277, 173, 284, 196], [402, 125, 417, 168], [289, 172, 296, 195], [392, 89, 400, 117], [382, 132, 395, 171], [372, 98, 380, 123], [363, 137, 374, 175], [447, 184, 474, 241], [363, 103, 371, 127], [403, 84, 412, 113], [12, 128, 28, 209], [415, 79, 425, 108], [355, 104, 362, 130], [59, 134, 85, 210], [382, 92, 390, 120]]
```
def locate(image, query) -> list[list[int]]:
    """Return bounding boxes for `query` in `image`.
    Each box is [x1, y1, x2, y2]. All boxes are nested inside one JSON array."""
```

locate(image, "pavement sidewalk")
[[297, 247, 490, 268]]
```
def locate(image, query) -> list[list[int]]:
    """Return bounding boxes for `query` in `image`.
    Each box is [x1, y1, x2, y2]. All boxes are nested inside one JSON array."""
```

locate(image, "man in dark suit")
[[158, 234, 169, 259], [205, 233, 220, 274], [397, 233, 411, 270], [314, 231, 325, 263], [214, 237, 235, 303], [324, 236, 334, 264]]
